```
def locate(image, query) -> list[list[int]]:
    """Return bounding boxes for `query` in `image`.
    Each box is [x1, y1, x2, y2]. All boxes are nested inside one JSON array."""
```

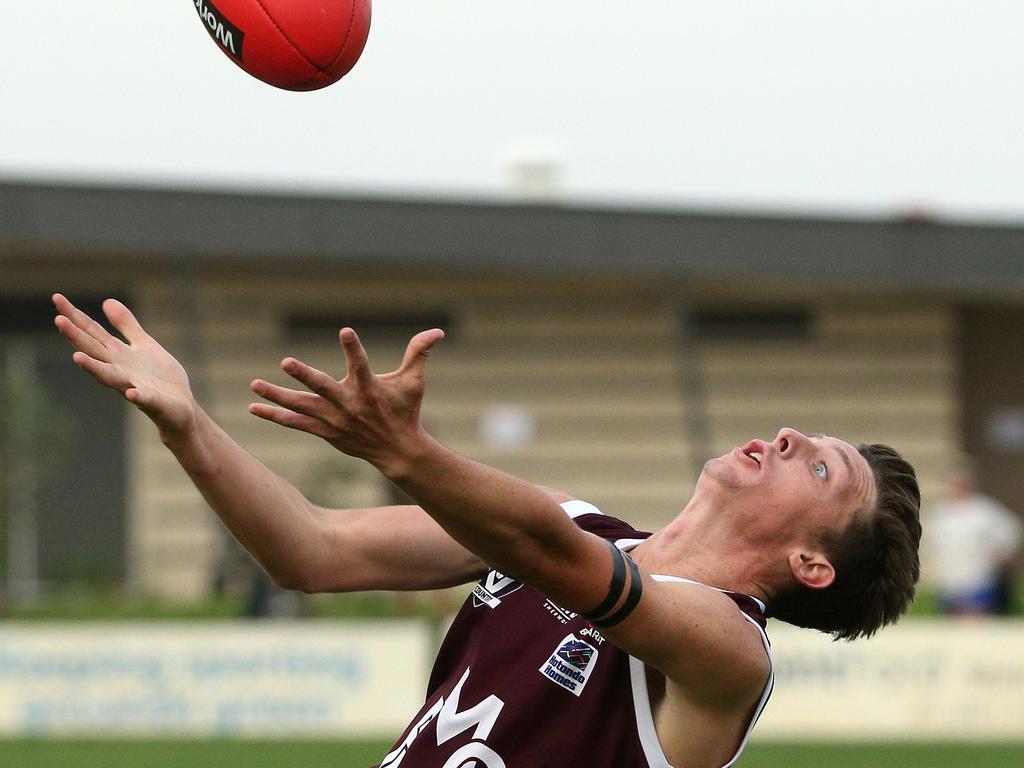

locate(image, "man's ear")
[[787, 551, 836, 590]]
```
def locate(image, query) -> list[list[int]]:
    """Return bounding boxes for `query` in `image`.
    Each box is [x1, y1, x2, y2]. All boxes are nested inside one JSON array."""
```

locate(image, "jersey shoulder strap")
[[560, 499, 654, 545]]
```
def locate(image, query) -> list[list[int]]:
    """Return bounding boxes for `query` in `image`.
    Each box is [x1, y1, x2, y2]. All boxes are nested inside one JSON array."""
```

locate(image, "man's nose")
[[773, 427, 807, 456]]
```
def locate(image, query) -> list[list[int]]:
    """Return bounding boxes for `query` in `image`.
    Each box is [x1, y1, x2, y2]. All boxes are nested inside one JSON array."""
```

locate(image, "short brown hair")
[[767, 443, 922, 640]]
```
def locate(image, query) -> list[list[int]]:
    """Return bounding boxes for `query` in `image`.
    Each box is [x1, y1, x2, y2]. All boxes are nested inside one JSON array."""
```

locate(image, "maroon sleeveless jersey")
[[377, 501, 774, 768]]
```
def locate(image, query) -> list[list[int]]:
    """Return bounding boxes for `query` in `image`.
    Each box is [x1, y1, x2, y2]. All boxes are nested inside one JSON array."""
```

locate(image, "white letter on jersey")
[[436, 667, 504, 744], [379, 698, 444, 767], [441, 742, 507, 768], [379, 668, 505, 768]]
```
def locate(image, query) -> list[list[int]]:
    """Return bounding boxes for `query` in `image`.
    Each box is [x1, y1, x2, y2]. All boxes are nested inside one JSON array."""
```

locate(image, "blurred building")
[[2, 180, 1023, 600]]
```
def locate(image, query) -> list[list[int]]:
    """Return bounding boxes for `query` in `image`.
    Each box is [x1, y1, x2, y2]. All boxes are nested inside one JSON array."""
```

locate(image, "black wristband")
[[582, 540, 628, 622], [591, 555, 643, 629]]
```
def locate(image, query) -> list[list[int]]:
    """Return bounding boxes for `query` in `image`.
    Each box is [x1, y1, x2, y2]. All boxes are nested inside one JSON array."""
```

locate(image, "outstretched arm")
[[51, 294, 484, 592], [250, 328, 770, 708], [248, 328, 590, 595]]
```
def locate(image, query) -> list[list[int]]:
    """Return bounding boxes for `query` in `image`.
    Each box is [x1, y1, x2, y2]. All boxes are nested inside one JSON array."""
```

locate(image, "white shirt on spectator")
[[926, 494, 1023, 595]]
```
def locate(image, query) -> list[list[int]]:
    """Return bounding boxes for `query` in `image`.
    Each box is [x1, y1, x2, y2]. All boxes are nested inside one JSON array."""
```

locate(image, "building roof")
[[3, 179, 1023, 297]]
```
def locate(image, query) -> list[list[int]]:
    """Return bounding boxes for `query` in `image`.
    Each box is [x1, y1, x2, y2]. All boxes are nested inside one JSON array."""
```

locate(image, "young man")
[[926, 461, 1022, 616], [53, 294, 921, 768]]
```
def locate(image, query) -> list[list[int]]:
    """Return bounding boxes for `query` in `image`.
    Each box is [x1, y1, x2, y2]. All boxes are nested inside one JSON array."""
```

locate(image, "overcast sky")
[[3, 1, 1024, 220]]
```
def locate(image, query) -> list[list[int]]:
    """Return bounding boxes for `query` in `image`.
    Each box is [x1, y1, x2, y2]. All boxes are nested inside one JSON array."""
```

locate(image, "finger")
[[52, 293, 124, 350], [55, 314, 113, 362], [250, 379, 324, 418], [102, 298, 149, 345], [281, 357, 340, 401], [247, 402, 335, 440], [71, 351, 132, 392], [396, 329, 445, 381], [339, 328, 375, 388]]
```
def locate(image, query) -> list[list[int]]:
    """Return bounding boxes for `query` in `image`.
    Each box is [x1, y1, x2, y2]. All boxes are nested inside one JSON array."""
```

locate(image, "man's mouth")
[[739, 440, 766, 470]]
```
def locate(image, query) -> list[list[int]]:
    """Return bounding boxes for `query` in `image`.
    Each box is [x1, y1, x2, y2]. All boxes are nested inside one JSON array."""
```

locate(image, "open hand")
[[52, 294, 199, 440], [248, 327, 444, 474]]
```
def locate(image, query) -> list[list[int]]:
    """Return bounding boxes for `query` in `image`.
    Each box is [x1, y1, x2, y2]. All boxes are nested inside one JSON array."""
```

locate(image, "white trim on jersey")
[[627, 618, 774, 768], [722, 612, 774, 768], [561, 501, 774, 768], [648, 574, 768, 617], [621, 545, 774, 768], [614, 538, 648, 550], [629, 654, 673, 768], [560, 499, 604, 519]]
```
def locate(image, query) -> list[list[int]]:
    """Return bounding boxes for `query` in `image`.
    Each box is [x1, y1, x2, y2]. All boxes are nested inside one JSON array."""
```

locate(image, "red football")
[[192, 0, 372, 91]]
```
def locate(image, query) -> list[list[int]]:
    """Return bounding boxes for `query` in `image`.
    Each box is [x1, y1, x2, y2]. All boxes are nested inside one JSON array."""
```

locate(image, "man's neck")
[[630, 503, 775, 604]]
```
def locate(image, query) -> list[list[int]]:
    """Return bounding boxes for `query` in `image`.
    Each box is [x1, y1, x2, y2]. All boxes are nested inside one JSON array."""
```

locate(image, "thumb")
[[398, 328, 445, 381], [125, 386, 164, 419], [125, 387, 178, 430]]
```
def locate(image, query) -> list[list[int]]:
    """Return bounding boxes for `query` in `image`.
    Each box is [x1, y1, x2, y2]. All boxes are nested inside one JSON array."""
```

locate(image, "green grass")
[[0, 739, 392, 768], [3, 578, 1023, 622], [1, 740, 1021, 767], [1, 592, 248, 621], [0, 588, 429, 622], [740, 742, 1024, 767]]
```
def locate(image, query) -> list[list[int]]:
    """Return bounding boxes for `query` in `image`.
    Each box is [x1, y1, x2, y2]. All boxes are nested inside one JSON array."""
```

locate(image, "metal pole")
[[5, 339, 41, 601], [674, 294, 713, 482], [168, 264, 238, 595]]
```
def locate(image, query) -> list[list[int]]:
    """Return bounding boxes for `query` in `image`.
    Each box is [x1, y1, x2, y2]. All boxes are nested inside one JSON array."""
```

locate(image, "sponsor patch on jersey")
[[557, 640, 594, 670], [578, 625, 606, 645], [472, 570, 523, 609], [539, 634, 599, 697]]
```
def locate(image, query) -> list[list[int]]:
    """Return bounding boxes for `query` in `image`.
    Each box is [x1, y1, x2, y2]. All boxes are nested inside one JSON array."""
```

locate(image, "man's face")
[[698, 428, 876, 548]]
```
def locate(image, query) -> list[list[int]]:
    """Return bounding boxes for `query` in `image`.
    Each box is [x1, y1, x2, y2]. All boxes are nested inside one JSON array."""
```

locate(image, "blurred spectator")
[[212, 537, 302, 619], [925, 460, 1023, 616]]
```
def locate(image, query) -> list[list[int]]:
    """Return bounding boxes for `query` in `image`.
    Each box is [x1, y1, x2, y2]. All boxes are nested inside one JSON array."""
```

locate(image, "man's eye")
[[815, 462, 828, 480]]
